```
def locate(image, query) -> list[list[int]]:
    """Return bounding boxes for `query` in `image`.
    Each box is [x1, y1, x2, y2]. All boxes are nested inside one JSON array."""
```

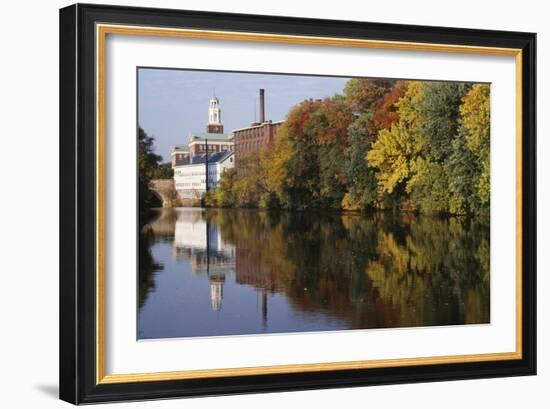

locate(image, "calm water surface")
[[138, 208, 489, 339]]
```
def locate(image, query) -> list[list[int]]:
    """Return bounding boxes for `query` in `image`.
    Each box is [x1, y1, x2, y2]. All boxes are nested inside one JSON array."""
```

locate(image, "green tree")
[[406, 82, 471, 213], [151, 162, 174, 179], [138, 127, 162, 224], [417, 82, 471, 161], [215, 168, 238, 207], [408, 159, 450, 213], [342, 122, 378, 210], [445, 135, 481, 214], [460, 84, 491, 208], [439, 84, 490, 215]]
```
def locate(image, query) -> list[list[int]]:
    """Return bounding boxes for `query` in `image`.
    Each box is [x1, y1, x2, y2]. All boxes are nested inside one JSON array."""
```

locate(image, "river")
[[138, 208, 489, 339]]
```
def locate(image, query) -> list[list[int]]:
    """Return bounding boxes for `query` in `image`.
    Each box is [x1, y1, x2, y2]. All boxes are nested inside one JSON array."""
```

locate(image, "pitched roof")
[[171, 144, 189, 152], [174, 150, 233, 167]]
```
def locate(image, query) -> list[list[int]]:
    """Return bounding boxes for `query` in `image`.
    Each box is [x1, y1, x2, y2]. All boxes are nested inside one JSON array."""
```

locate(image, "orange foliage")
[[373, 80, 409, 130]]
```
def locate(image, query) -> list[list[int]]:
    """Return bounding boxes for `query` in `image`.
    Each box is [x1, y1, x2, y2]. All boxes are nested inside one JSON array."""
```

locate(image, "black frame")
[[60, 3, 537, 404]]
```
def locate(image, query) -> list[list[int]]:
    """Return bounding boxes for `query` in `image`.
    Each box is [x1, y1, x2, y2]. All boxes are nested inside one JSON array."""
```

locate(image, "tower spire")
[[206, 92, 223, 134]]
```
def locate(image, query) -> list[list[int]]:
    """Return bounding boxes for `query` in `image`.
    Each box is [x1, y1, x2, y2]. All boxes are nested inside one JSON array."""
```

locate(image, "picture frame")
[[59, 3, 536, 404]]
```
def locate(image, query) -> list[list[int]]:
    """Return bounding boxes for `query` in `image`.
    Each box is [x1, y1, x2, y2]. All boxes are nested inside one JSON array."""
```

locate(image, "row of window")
[[175, 169, 218, 177], [235, 141, 264, 151], [175, 171, 206, 177], [176, 182, 203, 188], [235, 130, 265, 141], [195, 144, 232, 151], [176, 179, 217, 187]]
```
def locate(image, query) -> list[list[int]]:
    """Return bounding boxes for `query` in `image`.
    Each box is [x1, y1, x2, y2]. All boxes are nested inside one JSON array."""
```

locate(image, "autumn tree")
[[342, 79, 405, 210], [367, 81, 425, 209], [445, 135, 481, 214], [208, 78, 489, 216], [262, 125, 294, 207], [460, 84, 491, 208], [407, 82, 471, 213], [204, 167, 238, 207], [443, 84, 490, 214], [368, 81, 478, 214], [342, 122, 378, 210], [273, 97, 354, 209], [315, 96, 354, 207], [344, 79, 395, 141]]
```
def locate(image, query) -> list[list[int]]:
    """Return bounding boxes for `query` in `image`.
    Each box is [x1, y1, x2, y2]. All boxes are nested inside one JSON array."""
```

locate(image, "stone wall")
[[150, 179, 179, 208]]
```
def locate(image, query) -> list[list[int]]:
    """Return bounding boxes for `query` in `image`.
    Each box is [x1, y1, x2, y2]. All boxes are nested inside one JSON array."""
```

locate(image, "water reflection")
[[138, 208, 489, 339]]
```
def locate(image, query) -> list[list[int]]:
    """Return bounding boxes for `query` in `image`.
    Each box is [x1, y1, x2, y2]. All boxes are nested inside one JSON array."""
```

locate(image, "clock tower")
[[206, 94, 224, 134]]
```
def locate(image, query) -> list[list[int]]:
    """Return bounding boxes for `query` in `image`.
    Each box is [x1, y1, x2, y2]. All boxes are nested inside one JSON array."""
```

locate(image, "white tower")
[[208, 96, 221, 124], [207, 95, 224, 133]]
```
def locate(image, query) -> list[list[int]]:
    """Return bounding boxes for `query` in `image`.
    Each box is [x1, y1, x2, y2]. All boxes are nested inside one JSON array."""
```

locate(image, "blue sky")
[[138, 68, 350, 162]]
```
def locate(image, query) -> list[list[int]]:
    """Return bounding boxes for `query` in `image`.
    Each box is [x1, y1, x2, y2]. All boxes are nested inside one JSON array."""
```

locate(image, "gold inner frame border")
[[95, 23, 523, 385]]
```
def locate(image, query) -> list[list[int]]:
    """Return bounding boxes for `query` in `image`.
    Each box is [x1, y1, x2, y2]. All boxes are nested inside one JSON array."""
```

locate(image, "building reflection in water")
[[171, 209, 274, 319], [209, 275, 225, 311], [173, 209, 236, 312], [140, 208, 490, 339]]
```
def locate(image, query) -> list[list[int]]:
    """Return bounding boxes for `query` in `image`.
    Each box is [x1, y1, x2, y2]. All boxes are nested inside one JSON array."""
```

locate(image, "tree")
[[207, 78, 489, 216], [138, 127, 163, 224], [344, 79, 394, 116], [342, 122, 378, 210], [367, 81, 475, 214], [408, 159, 450, 213], [283, 100, 321, 209], [406, 82, 471, 213], [459, 84, 490, 207], [343, 80, 405, 210], [430, 83, 490, 215], [373, 81, 409, 130], [417, 81, 471, 162], [232, 153, 267, 206], [151, 162, 174, 179], [344, 79, 396, 142], [445, 135, 481, 214], [367, 82, 425, 203], [262, 125, 294, 204], [205, 168, 238, 207], [407, 81, 470, 213], [274, 98, 354, 209], [315, 96, 354, 208]]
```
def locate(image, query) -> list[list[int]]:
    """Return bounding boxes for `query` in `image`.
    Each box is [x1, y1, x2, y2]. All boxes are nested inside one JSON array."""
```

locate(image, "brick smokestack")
[[259, 89, 265, 123]]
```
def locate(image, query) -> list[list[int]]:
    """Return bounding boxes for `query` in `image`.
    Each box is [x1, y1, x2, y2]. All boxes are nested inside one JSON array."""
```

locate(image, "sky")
[[138, 68, 351, 162]]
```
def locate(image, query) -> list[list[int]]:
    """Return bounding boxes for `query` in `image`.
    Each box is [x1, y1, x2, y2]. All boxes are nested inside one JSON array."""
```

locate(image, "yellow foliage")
[[367, 82, 426, 194], [460, 83, 491, 205], [460, 84, 490, 156], [261, 125, 293, 197]]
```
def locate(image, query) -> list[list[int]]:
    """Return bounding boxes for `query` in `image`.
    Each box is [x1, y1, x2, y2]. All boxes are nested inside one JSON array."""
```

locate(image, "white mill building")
[[172, 95, 235, 200]]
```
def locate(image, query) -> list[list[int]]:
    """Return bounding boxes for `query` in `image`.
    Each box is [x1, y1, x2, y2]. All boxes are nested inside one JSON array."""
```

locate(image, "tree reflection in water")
[[139, 208, 489, 338]]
